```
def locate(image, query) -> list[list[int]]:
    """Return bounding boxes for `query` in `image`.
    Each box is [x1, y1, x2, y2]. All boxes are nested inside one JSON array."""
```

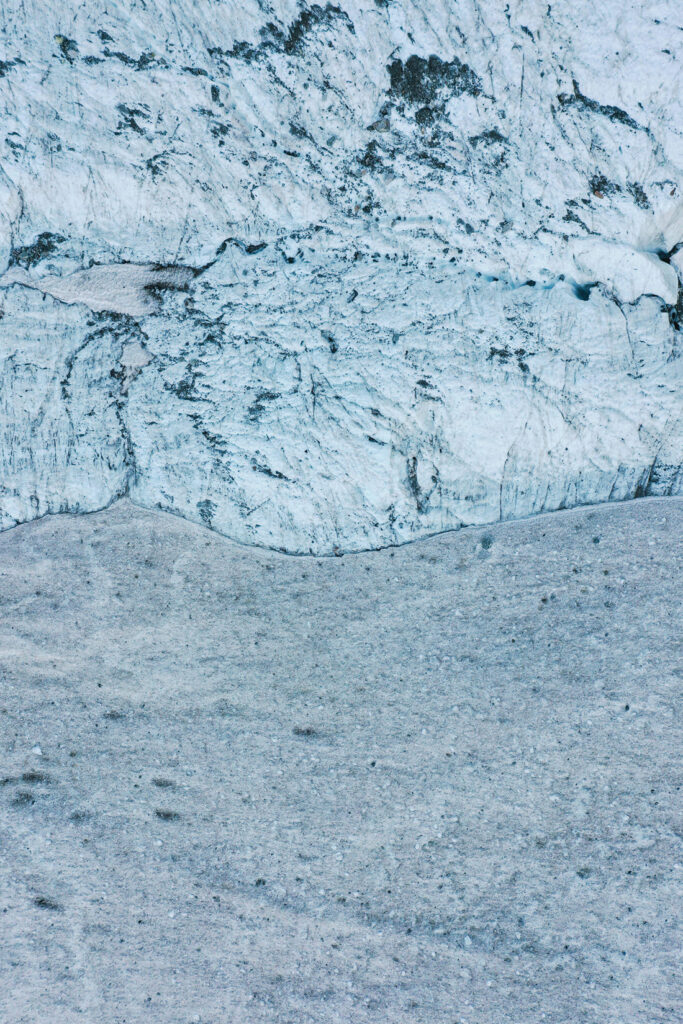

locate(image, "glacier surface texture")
[[1, 0, 682, 553]]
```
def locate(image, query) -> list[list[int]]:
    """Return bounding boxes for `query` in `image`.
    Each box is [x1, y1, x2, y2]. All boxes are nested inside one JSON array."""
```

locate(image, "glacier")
[[0, 0, 681, 553]]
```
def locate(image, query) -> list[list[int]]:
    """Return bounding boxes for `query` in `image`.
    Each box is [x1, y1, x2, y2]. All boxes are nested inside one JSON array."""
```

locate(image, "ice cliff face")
[[1, 0, 681, 553]]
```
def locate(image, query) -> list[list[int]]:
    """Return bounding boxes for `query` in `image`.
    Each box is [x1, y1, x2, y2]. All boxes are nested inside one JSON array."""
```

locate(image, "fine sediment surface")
[[1, 1, 682, 552], [0, 497, 681, 1023]]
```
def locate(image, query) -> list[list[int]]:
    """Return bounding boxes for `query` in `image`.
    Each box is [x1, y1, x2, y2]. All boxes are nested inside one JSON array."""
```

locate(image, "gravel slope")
[[0, 497, 681, 1023]]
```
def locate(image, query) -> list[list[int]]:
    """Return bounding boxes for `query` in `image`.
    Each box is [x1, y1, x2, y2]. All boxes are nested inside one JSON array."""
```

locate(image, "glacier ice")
[[0, 0, 681, 552]]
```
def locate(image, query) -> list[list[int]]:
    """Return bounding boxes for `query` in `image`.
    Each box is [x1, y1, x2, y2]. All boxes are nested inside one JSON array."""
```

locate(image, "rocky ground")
[[0, 497, 681, 1023]]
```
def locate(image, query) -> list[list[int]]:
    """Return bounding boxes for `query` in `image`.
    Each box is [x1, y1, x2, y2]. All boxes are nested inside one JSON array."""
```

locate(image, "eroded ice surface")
[[0, 1, 681, 552]]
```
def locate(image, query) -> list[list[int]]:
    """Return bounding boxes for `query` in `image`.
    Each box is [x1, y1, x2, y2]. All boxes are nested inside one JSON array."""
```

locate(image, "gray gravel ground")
[[0, 498, 681, 1024]]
